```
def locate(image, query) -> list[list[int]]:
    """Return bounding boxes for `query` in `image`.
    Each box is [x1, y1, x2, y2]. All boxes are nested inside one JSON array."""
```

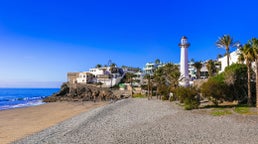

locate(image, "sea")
[[0, 88, 59, 110]]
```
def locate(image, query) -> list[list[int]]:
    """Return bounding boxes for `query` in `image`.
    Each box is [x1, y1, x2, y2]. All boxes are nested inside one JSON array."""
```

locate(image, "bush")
[[200, 74, 229, 105], [201, 63, 254, 105], [184, 96, 200, 110], [132, 93, 145, 98], [173, 87, 200, 110], [224, 63, 249, 102], [162, 95, 168, 101]]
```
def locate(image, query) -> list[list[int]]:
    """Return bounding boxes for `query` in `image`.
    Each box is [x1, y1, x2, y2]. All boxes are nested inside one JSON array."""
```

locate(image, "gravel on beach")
[[13, 98, 258, 144]]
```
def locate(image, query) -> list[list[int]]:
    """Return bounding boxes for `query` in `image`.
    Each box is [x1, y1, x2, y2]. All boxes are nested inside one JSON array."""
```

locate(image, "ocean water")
[[0, 88, 59, 110]]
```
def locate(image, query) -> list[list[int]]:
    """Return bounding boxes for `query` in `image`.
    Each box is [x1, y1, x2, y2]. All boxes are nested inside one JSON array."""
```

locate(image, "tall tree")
[[144, 74, 152, 100], [153, 67, 165, 99], [125, 72, 135, 97], [239, 43, 255, 106], [193, 61, 202, 79], [206, 60, 217, 77], [153, 63, 180, 100], [216, 35, 238, 67], [249, 38, 258, 107]]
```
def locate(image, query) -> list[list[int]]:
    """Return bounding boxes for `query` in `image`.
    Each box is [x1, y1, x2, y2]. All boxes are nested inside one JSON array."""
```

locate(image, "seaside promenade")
[[12, 98, 258, 144]]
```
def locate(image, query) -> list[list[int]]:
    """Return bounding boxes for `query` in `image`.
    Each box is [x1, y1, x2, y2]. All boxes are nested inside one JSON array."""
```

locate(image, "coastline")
[[0, 101, 107, 144]]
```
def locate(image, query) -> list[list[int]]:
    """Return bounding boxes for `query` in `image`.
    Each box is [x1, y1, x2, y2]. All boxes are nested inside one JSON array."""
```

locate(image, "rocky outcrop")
[[43, 83, 121, 102]]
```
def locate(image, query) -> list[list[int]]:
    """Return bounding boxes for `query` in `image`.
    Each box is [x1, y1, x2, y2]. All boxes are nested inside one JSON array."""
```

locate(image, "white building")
[[218, 50, 240, 73], [89, 67, 108, 77], [76, 72, 95, 83], [67, 66, 125, 87], [143, 62, 156, 75], [143, 62, 164, 76]]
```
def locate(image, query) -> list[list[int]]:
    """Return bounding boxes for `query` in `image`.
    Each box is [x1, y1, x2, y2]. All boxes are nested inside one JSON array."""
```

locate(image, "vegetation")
[[143, 74, 153, 100], [193, 61, 202, 79], [95, 64, 102, 68], [234, 106, 250, 114], [155, 59, 161, 65], [132, 93, 145, 98], [239, 43, 255, 106], [201, 74, 227, 105], [224, 64, 249, 103], [206, 60, 217, 77], [211, 108, 232, 116], [153, 63, 180, 100], [173, 87, 200, 110], [251, 38, 258, 108], [216, 34, 239, 67], [201, 63, 250, 105]]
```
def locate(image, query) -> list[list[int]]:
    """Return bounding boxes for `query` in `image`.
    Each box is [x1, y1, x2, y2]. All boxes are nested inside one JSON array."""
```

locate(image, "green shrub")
[[224, 63, 249, 102], [184, 97, 200, 110], [132, 93, 145, 98], [200, 74, 229, 105], [173, 87, 200, 110], [162, 95, 168, 101], [201, 63, 253, 105]]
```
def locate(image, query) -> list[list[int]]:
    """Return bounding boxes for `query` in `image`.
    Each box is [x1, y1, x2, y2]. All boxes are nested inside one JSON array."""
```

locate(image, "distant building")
[[143, 62, 164, 76], [67, 72, 79, 84], [67, 66, 125, 87], [76, 72, 95, 84]]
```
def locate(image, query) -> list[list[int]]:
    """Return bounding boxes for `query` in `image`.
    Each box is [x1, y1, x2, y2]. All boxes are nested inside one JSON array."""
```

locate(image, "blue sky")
[[0, 0, 258, 88]]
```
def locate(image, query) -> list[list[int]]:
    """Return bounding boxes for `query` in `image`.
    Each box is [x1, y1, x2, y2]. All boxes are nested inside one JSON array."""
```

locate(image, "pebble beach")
[[12, 98, 258, 144]]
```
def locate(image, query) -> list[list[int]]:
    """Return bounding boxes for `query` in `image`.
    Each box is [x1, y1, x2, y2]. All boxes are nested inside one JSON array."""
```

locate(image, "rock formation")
[[43, 83, 123, 102]]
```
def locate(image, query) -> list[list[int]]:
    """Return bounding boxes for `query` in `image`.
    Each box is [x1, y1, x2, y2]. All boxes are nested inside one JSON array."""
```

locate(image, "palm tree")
[[125, 73, 135, 97], [249, 38, 258, 107], [206, 60, 216, 77], [216, 35, 238, 67], [239, 43, 255, 106], [193, 61, 202, 79], [95, 64, 102, 68], [155, 59, 161, 65], [153, 67, 164, 100], [153, 63, 180, 100], [144, 74, 152, 100]]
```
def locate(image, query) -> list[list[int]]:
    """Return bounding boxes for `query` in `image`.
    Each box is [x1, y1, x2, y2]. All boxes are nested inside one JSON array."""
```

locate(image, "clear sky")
[[0, 0, 258, 88]]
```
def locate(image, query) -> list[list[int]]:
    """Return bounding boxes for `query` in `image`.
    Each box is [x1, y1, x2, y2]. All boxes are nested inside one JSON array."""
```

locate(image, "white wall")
[[218, 50, 240, 73]]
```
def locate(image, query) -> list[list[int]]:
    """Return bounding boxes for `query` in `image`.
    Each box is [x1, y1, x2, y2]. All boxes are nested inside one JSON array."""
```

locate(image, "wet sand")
[[0, 102, 107, 144]]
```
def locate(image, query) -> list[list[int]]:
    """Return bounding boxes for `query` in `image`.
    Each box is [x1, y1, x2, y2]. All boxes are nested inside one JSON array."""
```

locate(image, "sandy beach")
[[0, 101, 107, 144]]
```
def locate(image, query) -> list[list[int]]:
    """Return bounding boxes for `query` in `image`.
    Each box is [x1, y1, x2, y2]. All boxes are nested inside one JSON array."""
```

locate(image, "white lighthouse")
[[179, 36, 190, 87]]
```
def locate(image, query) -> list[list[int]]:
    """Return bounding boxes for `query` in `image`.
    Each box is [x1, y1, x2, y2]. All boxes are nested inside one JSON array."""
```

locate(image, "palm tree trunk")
[[247, 61, 252, 106], [156, 87, 159, 99], [150, 83, 153, 99], [255, 58, 258, 108], [197, 69, 200, 79], [148, 76, 150, 100], [130, 76, 133, 97], [226, 49, 230, 67]]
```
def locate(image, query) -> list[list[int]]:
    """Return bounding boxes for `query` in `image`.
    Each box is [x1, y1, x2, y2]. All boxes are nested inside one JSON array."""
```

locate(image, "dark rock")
[[43, 83, 121, 103]]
